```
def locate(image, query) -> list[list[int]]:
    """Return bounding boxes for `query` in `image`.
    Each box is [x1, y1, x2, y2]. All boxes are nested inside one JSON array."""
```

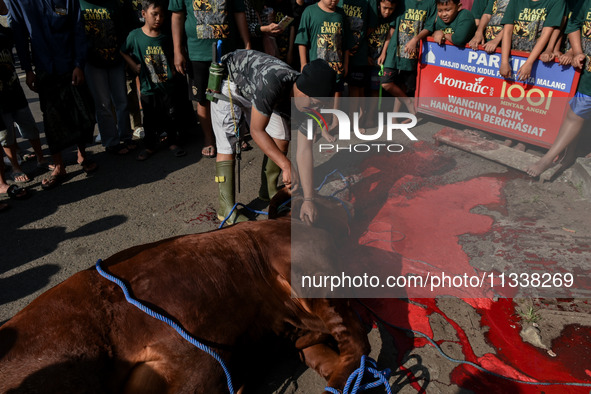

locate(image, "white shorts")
[[210, 80, 290, 155]]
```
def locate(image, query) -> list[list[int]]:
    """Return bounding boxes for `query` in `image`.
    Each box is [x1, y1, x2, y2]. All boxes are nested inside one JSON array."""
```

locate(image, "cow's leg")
[[302, 299, 371, 390]]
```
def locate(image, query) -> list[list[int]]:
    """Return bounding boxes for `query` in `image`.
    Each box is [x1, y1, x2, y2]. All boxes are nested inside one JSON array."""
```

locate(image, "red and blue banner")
[[416, 38, 581, 148]]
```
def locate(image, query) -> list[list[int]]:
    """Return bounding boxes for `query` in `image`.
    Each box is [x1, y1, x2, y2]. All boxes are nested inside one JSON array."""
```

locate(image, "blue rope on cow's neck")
[[219, 203, 269, 228], [324, 355, 392, 394], [95, 260, 236, 394]]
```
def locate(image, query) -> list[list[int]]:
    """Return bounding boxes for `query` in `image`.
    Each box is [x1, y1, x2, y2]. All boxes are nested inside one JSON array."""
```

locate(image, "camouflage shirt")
[[222, 49, 299, 118]]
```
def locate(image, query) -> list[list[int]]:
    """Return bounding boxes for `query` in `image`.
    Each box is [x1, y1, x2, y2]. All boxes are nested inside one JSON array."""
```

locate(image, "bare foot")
[[503, 139, 513, 147], [321, 128, 336, 142], [526, 158, 553, 177], [515, 142, 526, 152]]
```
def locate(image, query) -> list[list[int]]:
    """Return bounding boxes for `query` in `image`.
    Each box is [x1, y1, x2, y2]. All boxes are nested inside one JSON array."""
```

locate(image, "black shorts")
[[380, 68, 417, 96], [346, 66, 368, 88], [188, 60, 210, 104]]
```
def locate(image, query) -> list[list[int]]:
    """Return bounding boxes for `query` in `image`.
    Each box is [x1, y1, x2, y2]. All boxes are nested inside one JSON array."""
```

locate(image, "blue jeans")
[[85, 62, 131, 147]]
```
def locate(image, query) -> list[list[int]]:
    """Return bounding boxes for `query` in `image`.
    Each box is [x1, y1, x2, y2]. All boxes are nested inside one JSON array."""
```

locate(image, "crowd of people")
[[0, 0, 589, 220]]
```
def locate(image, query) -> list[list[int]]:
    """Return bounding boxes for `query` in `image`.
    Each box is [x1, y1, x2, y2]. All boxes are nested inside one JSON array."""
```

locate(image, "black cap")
[[295, 59, 337, 97]]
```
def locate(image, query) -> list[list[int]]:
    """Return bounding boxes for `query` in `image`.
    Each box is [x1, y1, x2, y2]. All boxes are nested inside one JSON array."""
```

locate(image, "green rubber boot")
[[258, 154, 282, 201], [215, 160, 248, 224]]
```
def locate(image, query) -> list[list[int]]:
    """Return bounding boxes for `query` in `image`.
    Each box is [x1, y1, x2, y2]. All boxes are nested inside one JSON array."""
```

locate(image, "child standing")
[[295, 0, 350, 91], [469, 0, 510, 53], [121, 0, 187, 160], [432, 0, 477, 47], [295, 0, 351, 138], [526, 0, 591, 177], [380, 0, 436, 110], [0, 0, 49, 181], [499, 0, 565, 81]]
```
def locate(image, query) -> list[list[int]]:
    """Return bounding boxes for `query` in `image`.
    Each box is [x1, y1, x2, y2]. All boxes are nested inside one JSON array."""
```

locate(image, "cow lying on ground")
[[0, 192, 370, 393]]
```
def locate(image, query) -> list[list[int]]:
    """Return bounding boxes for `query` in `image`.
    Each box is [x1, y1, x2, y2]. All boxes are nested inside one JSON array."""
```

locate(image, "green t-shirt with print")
[[368, 19, 390, 63], [295, 3, 350, 81], [501, 0, 565, 53], [565, 0, 591, 96], [338, 0, 377, 66], [435, 9, 477, 47], [168, 0, 245, 62], [121, 28, 175, 96], [80, 0, 127, 67], [484, 0, 510, 41], [384, 0, 437, 71], [471, 0, 490, 19]]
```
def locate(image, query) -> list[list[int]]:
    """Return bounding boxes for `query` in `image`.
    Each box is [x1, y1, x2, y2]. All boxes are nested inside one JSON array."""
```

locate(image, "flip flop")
[[105, 144, 129, 155], [80, 159, 98, 174], [124, 140, 138, 151], [41, 174, 65, 191], [170, 146, 187, 157], [5, 184, 30, 199], [136, 149, 154, 161], [37, 162, 56, 171], [201, 145, 216, 158], [12, 172, 31, 183]]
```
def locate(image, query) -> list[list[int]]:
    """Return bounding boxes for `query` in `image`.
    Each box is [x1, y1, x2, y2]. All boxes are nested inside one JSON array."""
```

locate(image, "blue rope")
[[325, 355, 392, 394], [357, 300, 591, 388], [219, 202, 269, 228], [95, 260, 236, 394], [316, 169, 350, 193]]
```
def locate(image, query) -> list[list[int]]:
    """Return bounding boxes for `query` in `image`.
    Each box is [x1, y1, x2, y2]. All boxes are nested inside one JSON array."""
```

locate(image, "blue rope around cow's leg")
[[95, 260, 235, 394], [325, 355, 392, 394]]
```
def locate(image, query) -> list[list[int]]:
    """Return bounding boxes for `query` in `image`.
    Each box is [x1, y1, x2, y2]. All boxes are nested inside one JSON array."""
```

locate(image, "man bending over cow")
[[210, 49, 336, 224]]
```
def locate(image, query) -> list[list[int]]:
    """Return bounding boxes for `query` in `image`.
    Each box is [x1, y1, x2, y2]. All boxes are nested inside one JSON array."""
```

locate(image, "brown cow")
[[0, 193, 370, 393]]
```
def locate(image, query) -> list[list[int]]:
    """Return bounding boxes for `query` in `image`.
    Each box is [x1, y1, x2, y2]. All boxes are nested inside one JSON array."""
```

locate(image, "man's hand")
[[72, 67, 84, 86], [573, 53, 586, 69], [25, 70, 37, 92], [539, 50, 555, 63], [468, 32, 484, 50], [281, 161, 292, 190], [432, 31, 445, 45], [300, 200, 317, 225], [404, 37, 419, 56], [261, 23, 283, 36], [499, 60, 512, 78], [174, 50, 186, 75], [517, 62, 533, 81]]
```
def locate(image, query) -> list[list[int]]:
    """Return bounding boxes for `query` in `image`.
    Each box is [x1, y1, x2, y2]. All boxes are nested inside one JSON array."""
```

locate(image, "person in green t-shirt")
[[539, 0, 578, 63], [432, 0, 477, 47], [80, 0, 137, 155], [499, 0, 565, 81], [339, 0, 377, 98], [471, 0, 489, 24], [121, 0, 188, 161], [380, 0, 436, 110], [526, 0, 591, 178], [295, 0, 350, 139], [295, 0, 350, 87], [469, 0, 509, 53], [169, 0, 250, 159]]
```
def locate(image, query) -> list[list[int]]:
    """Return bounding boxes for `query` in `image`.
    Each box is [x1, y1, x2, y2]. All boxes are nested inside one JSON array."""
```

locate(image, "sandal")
[[80, 159, 98, 174], [41, 174, 65, 191], [201, 145, 216, 158], [170, 146, 187, 157], [37, 162, 56, 171], [5, 184, 30, 199], [124, 140, 138, 151], [12, 172, 31, 183], [241, 141, 253, 151], [136, 149, 154, 161], [105, 144, 129, 155]]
